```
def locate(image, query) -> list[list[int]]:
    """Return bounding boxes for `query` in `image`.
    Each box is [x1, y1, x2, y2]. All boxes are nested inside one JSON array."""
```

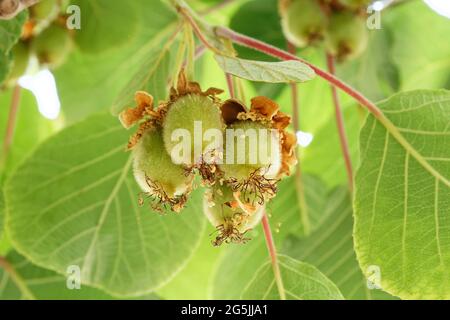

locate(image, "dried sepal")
[[138, 176, 190, 214], [119, 91, 154, 129]]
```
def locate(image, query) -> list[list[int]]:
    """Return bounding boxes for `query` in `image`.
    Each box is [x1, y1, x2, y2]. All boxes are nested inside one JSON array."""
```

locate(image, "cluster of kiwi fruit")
[[6, 0, 73, 86], [120, 71, 297, 246], [280, 0, 371, 61]]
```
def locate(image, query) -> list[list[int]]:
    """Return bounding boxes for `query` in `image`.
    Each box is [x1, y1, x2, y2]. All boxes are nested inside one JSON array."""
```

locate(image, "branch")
[[326, 53, 354, 193], [287, 42, 310, 236], [1, 84, 22, 172], [261, 213, 286, 300], [214, 27, 383, 119]]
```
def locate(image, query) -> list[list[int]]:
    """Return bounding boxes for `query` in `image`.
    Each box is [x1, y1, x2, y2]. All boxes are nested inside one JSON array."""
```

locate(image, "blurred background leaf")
[[384, 1, 450, 91], [0, 11, 27, 85], [283, 187, 395, 299], [0, 251, 160, 300], [55, 0, 178, 123], [241, 255, 343, 300]]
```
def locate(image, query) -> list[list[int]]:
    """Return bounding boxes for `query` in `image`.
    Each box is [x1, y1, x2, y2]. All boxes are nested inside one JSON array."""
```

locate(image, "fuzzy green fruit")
[[32, 24, 73, 67], [30, 0, 59, 22], [163, 94, 223, 166], [280, 0, 328, 47], [325, 12, 368, 61], [203, 183, 264, 246], [133, 127, 193, 201], [7, 41, 30, 82], [219, 120, 281, 181]]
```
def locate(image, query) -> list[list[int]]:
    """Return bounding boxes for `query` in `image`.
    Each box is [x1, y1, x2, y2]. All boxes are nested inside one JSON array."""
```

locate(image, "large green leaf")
[[354, 90, 450, 299], [156, 229, 223, 299], [384, 1, 450, 91], [210, 175, 329, 299], [55, 0, 178, 122], [241, 255, 343, 300], [284, 187, 394, 299], [215, 55, 315, 84], [5, 113, 206, 297], [0, 251, 159, 300], [0, 11, 27, 85], [73, 0, 139, 54]]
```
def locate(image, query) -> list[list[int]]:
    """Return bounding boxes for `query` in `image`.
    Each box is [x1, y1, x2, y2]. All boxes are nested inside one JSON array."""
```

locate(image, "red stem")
[[1, 84, 22, 168], [261, 213, 286, 300], [214, 27, 383, 118], [287, 42, 311, 235], [326, 53, 354, 193], [225, 73, 235, 99]]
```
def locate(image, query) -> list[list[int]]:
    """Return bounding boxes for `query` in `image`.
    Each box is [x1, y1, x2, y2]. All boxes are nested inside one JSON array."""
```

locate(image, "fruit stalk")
[[214, 26, 383, 119], [288, 41, 310, 236], [1, 84, 22, 172], [326, 53, 354, 193], [261, 213, 286, 300]]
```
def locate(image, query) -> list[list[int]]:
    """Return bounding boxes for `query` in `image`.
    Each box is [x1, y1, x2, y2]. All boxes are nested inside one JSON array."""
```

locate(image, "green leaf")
[[229, 0, 286, 99], [0, 251, 159, 300], [354, 90, 450, 299], [214, 55, 315, 84], [156, 229, 222, 299], [55, 0, 178, 123], [73, 0, 139, 54], [241, 255, 343, 300], [0, 11, 27, 85], [284, 187, 395, 299], [301, 102, 362, 188], [5, 113, 206, 297], [384, 1, 450, 91], [111, 40, 175, 115], [210, 175, 329, 299]]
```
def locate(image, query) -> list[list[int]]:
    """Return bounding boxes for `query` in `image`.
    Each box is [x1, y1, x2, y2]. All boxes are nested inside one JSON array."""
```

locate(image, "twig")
[[214, 27, 383, 119], [261, 213, 286, 300], [1, 84, 22, 171], [225, 73, 236, 99], [178, 7, 221, 54], [326, 53, 354, 193], [287, 42, 310, 236]]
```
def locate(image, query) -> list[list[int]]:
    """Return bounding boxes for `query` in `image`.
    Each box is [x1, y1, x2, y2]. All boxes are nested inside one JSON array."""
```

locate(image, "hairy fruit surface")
[[325, 11, 368, 61], [280, 0, 328, 47]]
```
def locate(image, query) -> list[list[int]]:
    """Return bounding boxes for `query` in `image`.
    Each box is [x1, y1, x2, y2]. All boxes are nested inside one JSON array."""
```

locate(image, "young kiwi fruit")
[[325, 11, 368, 61], [133, 126, 194, 212], [279, 0, 328, 47], [163, 94, 223, 166], [203, 182, 264, 246], [32, 23, 73, 68], [220, 120, 282, 182], [7, 41, 30, 83], [29, 0, 59, 23]]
